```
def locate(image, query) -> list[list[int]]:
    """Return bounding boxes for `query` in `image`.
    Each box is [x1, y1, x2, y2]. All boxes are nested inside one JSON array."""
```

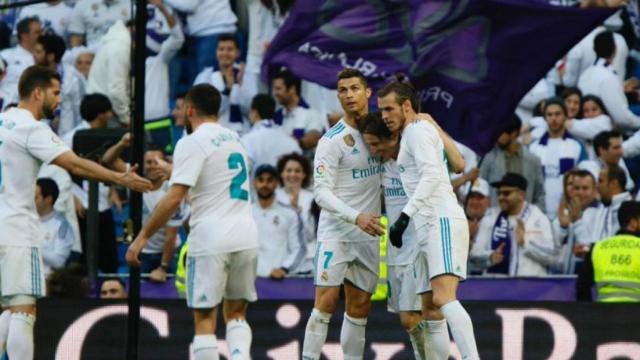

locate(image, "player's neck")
[[401, 111, 418, 131], [17, 102, 42, 120], [258, 195, 276, 209], [344, 110, 366, 129], [190, 116, 218, 131]]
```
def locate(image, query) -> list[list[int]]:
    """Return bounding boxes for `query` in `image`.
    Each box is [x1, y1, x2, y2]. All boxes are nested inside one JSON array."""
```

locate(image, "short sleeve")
[[169, 137, 205, 187], [26, 124, 69, 164]]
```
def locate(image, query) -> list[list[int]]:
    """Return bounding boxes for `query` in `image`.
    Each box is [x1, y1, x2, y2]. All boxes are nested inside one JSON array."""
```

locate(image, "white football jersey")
[[0, 108, 69, 247], [142, 181, 188, 254], [382, 160, 417, 265], [170, 122, 258, 256], [397, 120, 465, 228], [313, 119, 382, 242]]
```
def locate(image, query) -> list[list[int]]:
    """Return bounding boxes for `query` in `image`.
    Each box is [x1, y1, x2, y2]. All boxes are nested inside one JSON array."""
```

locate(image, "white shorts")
[[314, 241, 379, 294], [415, 217, 469, 294], [0, 246, 45, 306], [387, 264, 421, 313], [186, 249, 258, 309]]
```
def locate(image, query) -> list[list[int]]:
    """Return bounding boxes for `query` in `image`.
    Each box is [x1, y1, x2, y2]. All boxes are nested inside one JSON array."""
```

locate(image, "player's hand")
[[490, 242, 506, 265], [117, 164, 153, 192], [356, 213, 384, 236], [149, 266, 167, 282], [126, 236, 147, 268], [270, 268, 287, 280], [389, 213, 410, 248]]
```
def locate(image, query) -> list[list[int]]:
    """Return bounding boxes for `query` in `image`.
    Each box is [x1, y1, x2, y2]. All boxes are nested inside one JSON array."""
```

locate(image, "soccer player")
[[361, 111, 465, 359], [302, 68, 384, 360], [0, 65, 151, 359], [126, 84, 258, 360], [378, 81, 480, 359]]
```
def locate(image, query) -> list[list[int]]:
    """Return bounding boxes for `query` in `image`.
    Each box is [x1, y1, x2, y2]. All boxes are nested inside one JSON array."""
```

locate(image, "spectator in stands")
[[145, 0, 184, 120], [33, 33, 66, 75], [15, 0, 72, 39], [59, 46, 94, 135], [252, 164, 306, 279], [100, 278, 127, 299], [102, 139, 188, 282], [272, 70, 325, 153], [276, 152, 316, 273], [46, 264, 90, 299], [574, 164, 633, 255], [565, 95, 612, 160], [480, 114, 545, 209], [194, 34, 252, 134], [578, 31, 640, 131], [36, 178, 74, 276], [0, 17, 41, 104], [63, 94, 118, 274], [68, 0, 132, 48], [87, 20, 131, 125], [465, 178, 491, 242], [171, 92, 187, 143], [529, 98, 588, 218], [577, 201, 640, 302], [164, 0, 237, 81], [623, 127, 640, 159], [578, 130, 635, 191], [451, 140, 480, 199], [240, 94, 301, 171], [470, 173, 555, 276], [562, 87, 582, 120]]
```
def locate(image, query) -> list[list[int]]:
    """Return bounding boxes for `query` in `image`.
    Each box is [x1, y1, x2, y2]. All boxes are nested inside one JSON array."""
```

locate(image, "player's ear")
[[365, 86, 371, 99]]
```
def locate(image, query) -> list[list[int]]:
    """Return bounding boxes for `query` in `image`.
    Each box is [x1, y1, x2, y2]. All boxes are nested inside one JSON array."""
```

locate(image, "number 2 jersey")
[[0, 108, 69, 247], [313, 119, 382, 242], [397, 120, 465, 228], [170, 122, 258, 256]]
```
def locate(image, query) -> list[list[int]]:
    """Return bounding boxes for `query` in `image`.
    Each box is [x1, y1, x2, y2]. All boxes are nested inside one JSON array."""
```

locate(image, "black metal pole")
[[127, 0, 146, 359]]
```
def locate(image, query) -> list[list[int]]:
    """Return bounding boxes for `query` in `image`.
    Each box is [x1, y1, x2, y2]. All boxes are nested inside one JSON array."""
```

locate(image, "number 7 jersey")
[[170, 122, 258, 256]]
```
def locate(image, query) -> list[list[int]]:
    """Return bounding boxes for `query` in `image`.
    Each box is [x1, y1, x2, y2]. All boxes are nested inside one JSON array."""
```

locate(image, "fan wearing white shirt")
[[252, 164, 306, 279], [35, 178, 74, 277], [378, 80, 479, 360], [0, 17, 41, 106], [15, 1, 72, 39], [127, 84, 258, 360], [240, 94, 301, 171], [0, 65, 151, 360], [68, 0, 132, 48], [578, 31, 640, 131], [578, 130, 635, 191]]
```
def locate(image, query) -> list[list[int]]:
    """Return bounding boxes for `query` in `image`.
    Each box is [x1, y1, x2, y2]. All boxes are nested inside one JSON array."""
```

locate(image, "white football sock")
[[427, 319, 450, 360], [441, 301, 479, 360], [193, 334, 219, 360], [226, 318, 252, 360], [340, 313, 367, 360], [7, 312, 35, 360], [0, 310, 12, 353], [407, 321, 427, 360], [302, 308, 331, 360]]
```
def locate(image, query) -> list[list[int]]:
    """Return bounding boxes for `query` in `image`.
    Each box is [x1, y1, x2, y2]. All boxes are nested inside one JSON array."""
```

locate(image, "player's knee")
[[399, 313, 419, 331], [316, 292, 339, 314], [431, 293, 454, 309], [421, 309, 445, 321], [345, 299, 371, 318]]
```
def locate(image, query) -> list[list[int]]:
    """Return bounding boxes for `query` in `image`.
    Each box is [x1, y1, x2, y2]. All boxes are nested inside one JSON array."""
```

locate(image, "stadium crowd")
[[0, 0, 638, 299]]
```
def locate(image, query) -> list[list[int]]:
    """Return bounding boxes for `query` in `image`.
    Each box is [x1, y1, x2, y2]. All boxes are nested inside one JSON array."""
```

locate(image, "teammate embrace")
[[302, 70, 480, 360]]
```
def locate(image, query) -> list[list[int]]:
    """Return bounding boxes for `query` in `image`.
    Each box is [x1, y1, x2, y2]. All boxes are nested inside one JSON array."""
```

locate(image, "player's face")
[[497, 186, 523, 213], [33, 42, 47, 66], [281, 160, 305, 188], [100, 280, 127, 299], [42, 79, 61, 119], [363, 133, 397, 159], [254, 173, 278, 199], [337, 77, 370, 116], [582, 99, 603, 119], [544, 104, 566, 134], [216, 40, 239, 68], [564, 94, 580, 119], [378, 93, 404, 133], [75, 53, 94, 78], [144, 150, 165, 182]]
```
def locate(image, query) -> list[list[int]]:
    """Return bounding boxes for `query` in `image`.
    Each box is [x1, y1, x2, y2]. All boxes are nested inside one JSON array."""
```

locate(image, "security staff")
[[576, 201, 640, 302]]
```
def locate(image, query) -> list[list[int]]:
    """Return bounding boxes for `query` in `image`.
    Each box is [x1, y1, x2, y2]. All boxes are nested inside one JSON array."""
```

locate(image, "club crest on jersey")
[[343, 134, 355, 147], [315, 164, 326, 178], [321, 271, 329, 281]]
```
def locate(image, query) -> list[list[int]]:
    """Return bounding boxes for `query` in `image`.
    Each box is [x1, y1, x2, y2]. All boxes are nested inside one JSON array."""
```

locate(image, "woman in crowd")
[[565, 95, 612, 160]]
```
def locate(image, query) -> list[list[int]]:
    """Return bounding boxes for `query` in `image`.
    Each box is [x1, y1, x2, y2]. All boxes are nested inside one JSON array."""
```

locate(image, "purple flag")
[[262, 0, 614, 154]]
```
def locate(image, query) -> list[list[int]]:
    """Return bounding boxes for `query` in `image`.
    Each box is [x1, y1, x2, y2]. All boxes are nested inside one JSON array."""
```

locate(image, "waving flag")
[[262, 0, 614, 154]]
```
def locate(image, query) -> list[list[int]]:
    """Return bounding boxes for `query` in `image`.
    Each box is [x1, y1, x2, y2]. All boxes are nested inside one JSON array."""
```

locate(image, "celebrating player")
[[127, 84, 259, 360], [302, 68, 384, 360], [0, 65, 151, 359], [378, 80, 480, 359]]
